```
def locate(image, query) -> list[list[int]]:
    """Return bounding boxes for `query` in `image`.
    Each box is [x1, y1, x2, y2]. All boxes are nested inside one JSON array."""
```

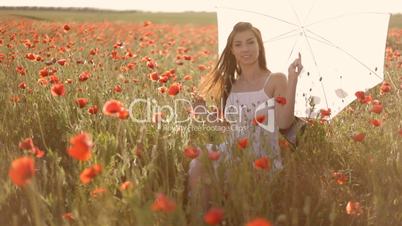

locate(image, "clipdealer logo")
[[128, 97, 275, 133]]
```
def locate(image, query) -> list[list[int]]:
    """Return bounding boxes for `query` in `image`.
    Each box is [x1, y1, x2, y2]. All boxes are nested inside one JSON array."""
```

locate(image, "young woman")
[[188, 21, 303, 211]]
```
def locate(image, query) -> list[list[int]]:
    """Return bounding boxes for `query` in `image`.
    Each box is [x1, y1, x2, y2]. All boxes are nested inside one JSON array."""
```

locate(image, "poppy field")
[[0, 10, 401, 226]]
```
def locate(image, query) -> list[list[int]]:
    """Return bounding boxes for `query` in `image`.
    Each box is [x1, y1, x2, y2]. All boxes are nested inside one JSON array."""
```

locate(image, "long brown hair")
[[199, 22, 270, 114]]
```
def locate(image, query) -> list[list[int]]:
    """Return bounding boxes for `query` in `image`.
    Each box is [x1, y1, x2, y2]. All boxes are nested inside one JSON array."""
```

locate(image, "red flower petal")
[[9, 156, 35, 186], [237, 137, 249, 149], [245, 218, 273, 226], [252, 114, 266, 126], [184, 146, 200, 159], [346, 201, 362, 216], [80, 164, 102, 184], [352, 132, 365, 142], [204, 207, 224, 225], [151, 193, 176, 213], [254, 156, 271, 170], [67, 132, 93, 161], [102, 99, 124, 117], [51, 83, 65, 96], [275, 96, 287, 105]]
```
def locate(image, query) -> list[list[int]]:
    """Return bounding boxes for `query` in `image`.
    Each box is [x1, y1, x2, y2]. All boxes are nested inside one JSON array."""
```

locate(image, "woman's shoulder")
[[265, 72, 287, 87], [269, 72, 287, 80], [269, 72, 288, 87], [263, 72, 287, 97]]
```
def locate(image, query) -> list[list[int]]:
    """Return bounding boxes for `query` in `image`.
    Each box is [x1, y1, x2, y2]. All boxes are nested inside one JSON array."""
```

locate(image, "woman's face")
[[231, 30, 260, 66]]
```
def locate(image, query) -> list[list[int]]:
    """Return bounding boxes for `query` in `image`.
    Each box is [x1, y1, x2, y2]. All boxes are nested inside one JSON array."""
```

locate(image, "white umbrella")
[[216, 0, 391, 119]]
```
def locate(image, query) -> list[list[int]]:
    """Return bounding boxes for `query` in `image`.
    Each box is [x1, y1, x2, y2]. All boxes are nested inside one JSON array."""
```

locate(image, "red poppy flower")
[[158, 86, 167, 94], [252, 114, 266, 126], [79, 71, 91, 81], [151, 193, 176, 213], [37, 77, 48, 87], [120, 181, 134, 191], [355, 91, 365, 100], [114, 85, 122, 93], [49, 75, 59, 84], [31, 147, 45, 158], [127, 62, 136, 70], [149, 72, 159, 81], [10, 95, 20, 103], [184, 146, 200, 159], [51, 83, 65, 96], [332, 171, 348, 185], [183, 74, 192, 80], [380, 81, 391, 93], [57, 59, 67, 66], [355, 91, 372, 104], [75, 98, 89, 108], [80, 164, 102, 184], [237, 137, 249, 149], [88, 105, 98, 115], [370, 119, 382, 127], [198, 64, 207, 71], [39, 67, 49, 77], [254, 156, 270, 170], [204, 207, 224, 225], [118, 109, 129, 120], [320, 108, 331, 118], [346, 201, 362, 216], [363, 95, 372, 104], [19, 138, 35, 150], [63, 24, 71, 31], [147, 61, 156, 69], [158, 75, 169, 83], [208, 150, 221, 161], [245, 218, 273, 226], [163, 70, 174, 77], [18, 82, 27, 89], [183, 55, 192, 61], [352, 132, 365, 142], [62, 212, 74, 222], [25, 53, 37, 61], [370, 103, 383, 114], [102, 99, 124, 117], [91, 187, 107, 198], [67, 132, 93, 161], [8, 156, 35, 187], [168, 83, 181, 96], [16, 66, 26, 75], [275, 96, 287, 105]]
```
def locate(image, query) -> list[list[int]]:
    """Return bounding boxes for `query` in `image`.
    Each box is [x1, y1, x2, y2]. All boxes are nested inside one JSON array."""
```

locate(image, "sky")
[[1, 0, 402, 13]]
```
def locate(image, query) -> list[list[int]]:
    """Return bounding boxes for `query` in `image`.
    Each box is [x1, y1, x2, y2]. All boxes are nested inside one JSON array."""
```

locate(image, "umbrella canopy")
[[216, 0, 391, 119]]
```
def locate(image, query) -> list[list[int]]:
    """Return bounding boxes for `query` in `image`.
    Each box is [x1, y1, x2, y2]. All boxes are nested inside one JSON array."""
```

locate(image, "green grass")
[[0, 8, 217, 25], [0, 8, 401, 28], [0, 7, 401, 226]]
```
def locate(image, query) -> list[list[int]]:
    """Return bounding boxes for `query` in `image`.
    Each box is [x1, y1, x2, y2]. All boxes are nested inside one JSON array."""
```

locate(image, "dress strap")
[[263, 73, 273, 88]]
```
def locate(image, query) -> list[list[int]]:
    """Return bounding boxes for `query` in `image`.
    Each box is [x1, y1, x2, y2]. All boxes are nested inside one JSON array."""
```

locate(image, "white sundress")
[[205, 74, 284, 172]]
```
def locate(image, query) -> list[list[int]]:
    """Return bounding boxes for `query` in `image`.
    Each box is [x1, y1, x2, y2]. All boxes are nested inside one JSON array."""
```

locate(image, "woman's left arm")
[[274, 53, 303, 129]]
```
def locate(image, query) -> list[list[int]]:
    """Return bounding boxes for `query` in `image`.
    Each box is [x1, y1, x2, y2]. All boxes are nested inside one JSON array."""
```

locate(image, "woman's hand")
[[288, 52, 303, 79]]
